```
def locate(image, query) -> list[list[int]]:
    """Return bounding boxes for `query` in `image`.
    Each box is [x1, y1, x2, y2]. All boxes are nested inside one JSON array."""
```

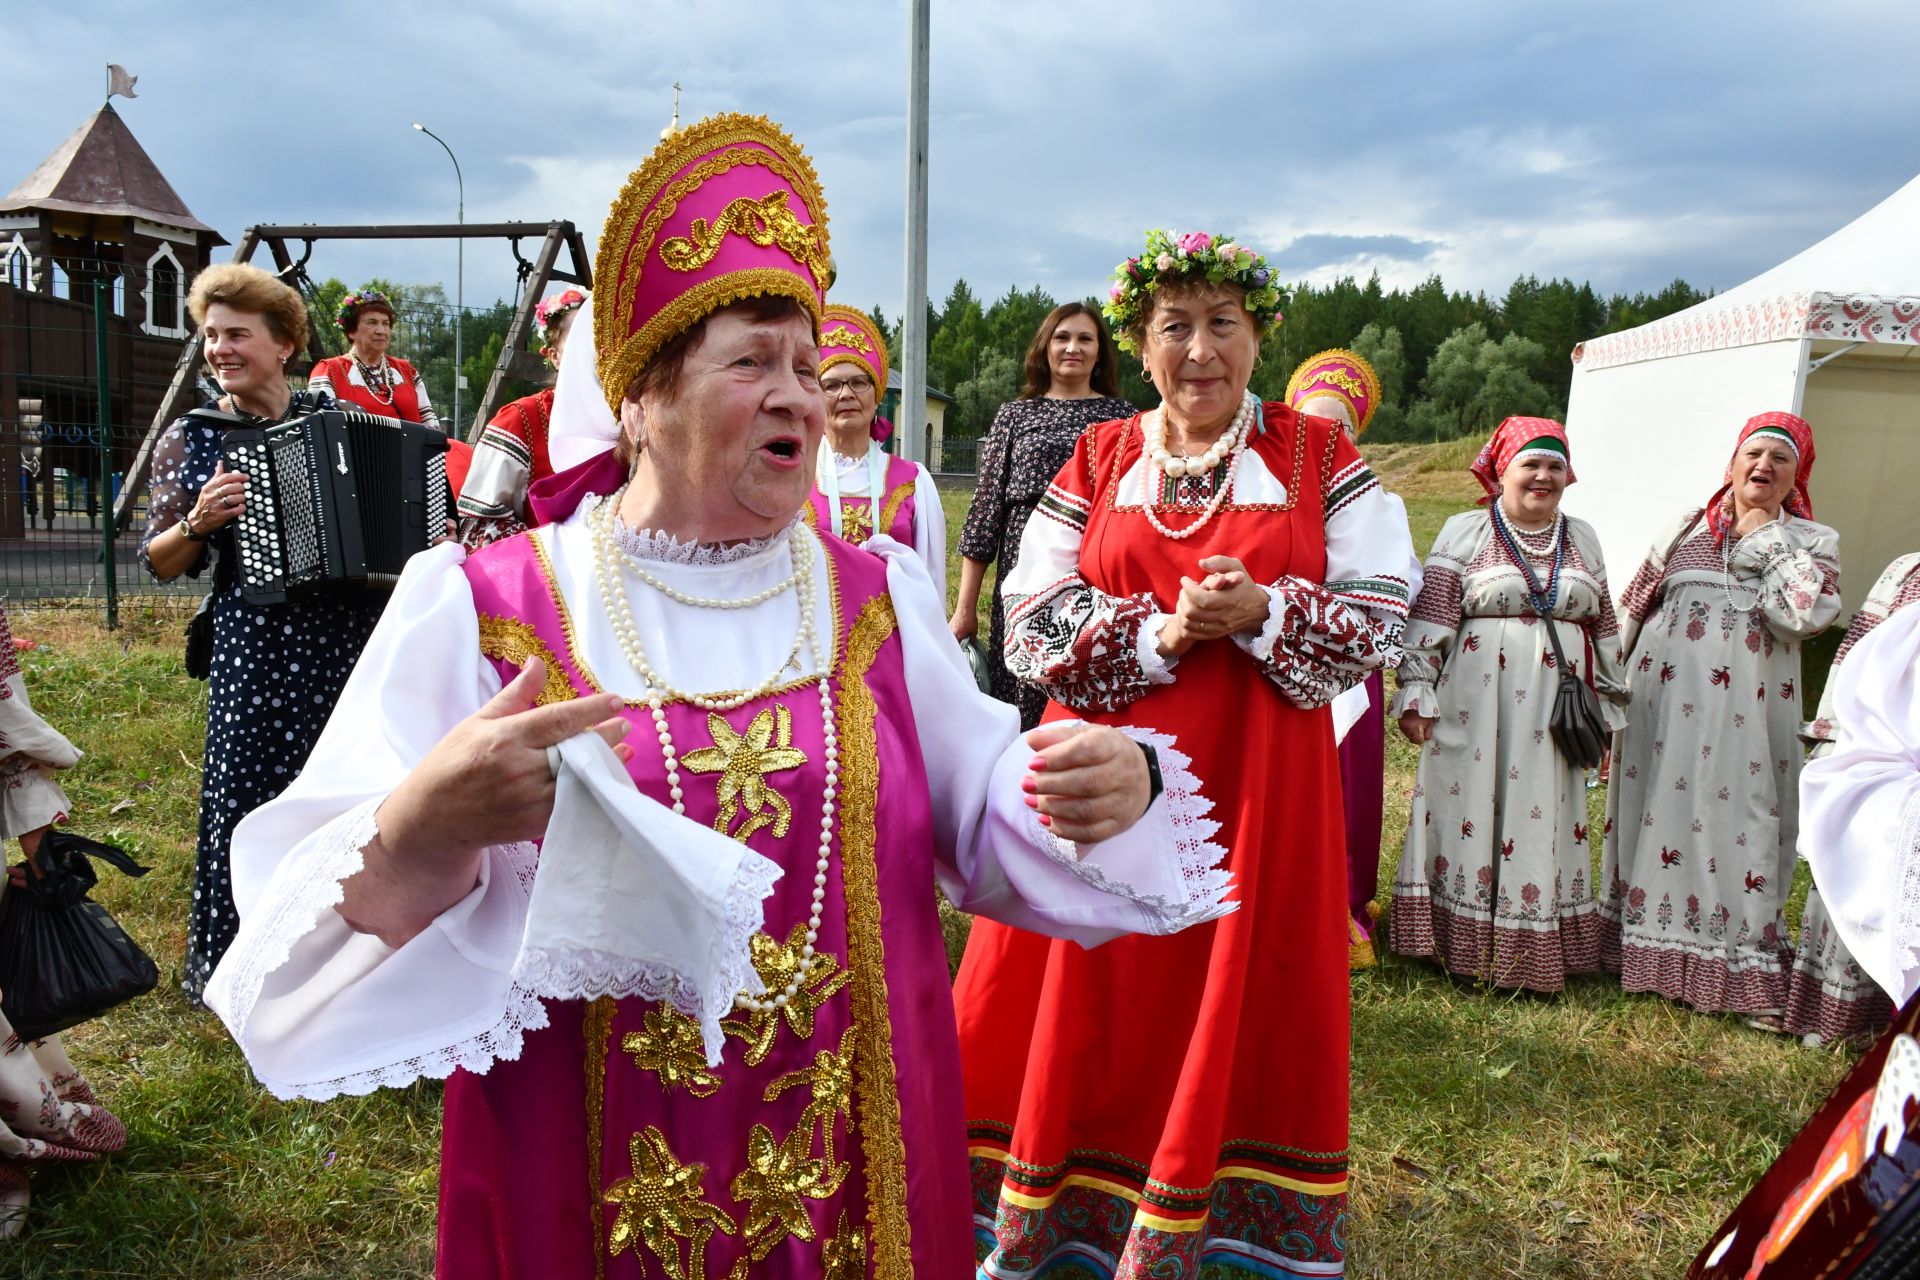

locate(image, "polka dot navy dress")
[[140, 394, 386, 1002]]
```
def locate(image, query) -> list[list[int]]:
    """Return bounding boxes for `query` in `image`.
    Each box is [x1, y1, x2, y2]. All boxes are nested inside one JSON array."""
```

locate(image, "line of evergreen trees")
[[867, 273, 1710, 446], [301, 268, 1712, 449]]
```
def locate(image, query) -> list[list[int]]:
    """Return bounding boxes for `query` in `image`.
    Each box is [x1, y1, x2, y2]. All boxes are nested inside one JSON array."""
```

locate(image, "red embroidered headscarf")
[[1468, 416, 1575, 505], [1707, 411, 1815, 544]]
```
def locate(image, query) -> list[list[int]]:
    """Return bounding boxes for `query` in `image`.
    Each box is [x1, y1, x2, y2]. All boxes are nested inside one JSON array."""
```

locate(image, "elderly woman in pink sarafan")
[[203, 114, 1229, 1280], [1284, 348, 1422, 970]]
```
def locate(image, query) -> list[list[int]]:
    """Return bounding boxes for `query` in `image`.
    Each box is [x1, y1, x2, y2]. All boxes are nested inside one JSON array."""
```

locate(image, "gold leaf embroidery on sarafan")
[[837, 501, 876, 546], [726, 1107, 851, 1276], [765, 1024, 857, 1169], [604, 1128, 737, 1280], [680, 706, 808, 843], [623, 1008, 723, 1098], [821, 1208, 868, 1280], [721, 924, 852, 1067], [658, 190, 831, 288]]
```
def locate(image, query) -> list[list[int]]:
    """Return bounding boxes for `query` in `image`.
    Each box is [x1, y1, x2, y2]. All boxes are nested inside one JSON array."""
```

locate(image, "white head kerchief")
[[548, 292, 622, 472]]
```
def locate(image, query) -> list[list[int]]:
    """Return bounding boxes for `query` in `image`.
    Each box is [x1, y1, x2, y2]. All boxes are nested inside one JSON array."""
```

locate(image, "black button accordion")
[[193, 405, 451, 606]]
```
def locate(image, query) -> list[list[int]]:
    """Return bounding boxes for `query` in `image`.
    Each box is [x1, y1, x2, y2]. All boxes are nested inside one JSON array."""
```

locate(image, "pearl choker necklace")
[[588, 488, 837, 1013], [1139, 392, 1258, 541]]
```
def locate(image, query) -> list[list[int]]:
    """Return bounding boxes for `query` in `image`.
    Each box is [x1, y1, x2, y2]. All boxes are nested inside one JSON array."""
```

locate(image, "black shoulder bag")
[[1496, 510, 1609, 769]]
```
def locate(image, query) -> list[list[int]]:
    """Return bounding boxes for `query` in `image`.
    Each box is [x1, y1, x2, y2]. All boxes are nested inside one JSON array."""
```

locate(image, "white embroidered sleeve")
[[1731, 518, 1842, 641], [909, 461, 948, 604], [1000, 479, 1163, 712], [874, 538, 1235, 946]]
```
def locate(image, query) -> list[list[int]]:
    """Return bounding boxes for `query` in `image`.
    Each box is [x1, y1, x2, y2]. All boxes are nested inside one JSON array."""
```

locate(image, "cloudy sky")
[[8, 1, 1919, 319]]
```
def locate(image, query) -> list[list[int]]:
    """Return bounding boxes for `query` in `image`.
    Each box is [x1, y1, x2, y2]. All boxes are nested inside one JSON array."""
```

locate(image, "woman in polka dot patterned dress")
[[139, 265, 388, 1002]]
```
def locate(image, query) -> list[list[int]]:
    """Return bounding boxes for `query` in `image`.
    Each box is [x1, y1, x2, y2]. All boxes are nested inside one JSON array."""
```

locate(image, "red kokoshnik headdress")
[[592, 113, 831, 417], [1706, 411, 1816, 545], [1469, 416, 1576, 505]]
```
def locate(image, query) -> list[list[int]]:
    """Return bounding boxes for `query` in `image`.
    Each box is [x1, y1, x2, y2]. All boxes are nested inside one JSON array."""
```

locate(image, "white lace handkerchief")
[[512, 732, 783, 1065]]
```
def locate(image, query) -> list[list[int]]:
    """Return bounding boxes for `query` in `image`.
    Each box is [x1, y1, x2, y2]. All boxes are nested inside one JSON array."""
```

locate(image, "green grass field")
[[5, 443, 1852, 1277]]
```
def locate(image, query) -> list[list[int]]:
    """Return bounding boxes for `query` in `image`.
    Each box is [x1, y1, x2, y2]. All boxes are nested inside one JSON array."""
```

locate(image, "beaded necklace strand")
[[588, 489, 835, 1012]]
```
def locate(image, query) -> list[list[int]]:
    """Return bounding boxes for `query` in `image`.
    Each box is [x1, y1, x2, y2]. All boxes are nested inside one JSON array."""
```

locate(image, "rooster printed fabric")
[[1601, 510, 1842, 1015], [1387, 510, 1629, 990]]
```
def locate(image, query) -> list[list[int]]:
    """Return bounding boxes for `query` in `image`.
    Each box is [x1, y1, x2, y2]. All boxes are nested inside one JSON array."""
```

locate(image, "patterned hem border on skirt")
[[1388, 891, 1603, 992], [1599, 922, 1789, 1015], [1783, 973, 1894, 1043], [969, 1133, 1347, 1279]]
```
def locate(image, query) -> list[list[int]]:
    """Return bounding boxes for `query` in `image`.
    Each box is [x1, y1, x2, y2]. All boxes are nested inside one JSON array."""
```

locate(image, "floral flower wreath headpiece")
[[1103, 230, 1286, 353], [335, 288, 395, 333], [534, 288, 589, 367]]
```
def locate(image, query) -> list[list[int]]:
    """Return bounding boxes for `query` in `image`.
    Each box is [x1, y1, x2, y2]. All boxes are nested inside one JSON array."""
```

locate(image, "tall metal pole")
[[899, 0, 931, 467], [93, 279, 116, 630], [414, 123, 464, 435]]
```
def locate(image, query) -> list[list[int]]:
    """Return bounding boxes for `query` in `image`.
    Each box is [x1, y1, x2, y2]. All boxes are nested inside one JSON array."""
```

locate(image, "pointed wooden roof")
[[0, 103, 221, 238]]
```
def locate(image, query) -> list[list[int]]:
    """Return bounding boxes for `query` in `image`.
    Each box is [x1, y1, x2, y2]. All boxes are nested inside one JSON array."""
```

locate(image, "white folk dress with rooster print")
[[1600, 509, 1842, 1015], [1387, 510, 1629, 989]]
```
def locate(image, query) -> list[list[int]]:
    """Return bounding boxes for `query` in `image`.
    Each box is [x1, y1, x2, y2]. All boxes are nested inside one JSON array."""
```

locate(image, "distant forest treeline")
[[300, 270, 1712, 446], [866, 273, 1711, 446]]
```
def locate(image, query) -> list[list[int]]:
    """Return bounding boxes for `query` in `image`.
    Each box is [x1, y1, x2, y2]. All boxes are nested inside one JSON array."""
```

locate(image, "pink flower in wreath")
[[1155, 253, 1176, 271], [1109, 282, 1126, 302], [1177, 231, 1213, 254]]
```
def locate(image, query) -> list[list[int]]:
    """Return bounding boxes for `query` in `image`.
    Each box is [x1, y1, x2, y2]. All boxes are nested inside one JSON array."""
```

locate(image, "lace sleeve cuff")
[[1389, 680, 1438, 719], [1015, 727, 1235, 935], [1137, 613, 1179, 684]]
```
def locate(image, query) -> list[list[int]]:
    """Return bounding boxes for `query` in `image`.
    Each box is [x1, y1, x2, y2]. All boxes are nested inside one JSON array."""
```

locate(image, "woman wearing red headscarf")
[[1387, 417, 1629, 989], [1601, 412, 1842, 1020]]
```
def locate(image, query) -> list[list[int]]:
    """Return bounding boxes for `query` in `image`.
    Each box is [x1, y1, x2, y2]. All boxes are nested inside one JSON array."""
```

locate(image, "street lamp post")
[[412, 122, 464, 437]]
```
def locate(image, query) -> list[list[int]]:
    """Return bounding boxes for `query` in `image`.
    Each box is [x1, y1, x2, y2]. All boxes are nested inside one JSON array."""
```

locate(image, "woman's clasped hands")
[[1156, 555, 1269, 658]]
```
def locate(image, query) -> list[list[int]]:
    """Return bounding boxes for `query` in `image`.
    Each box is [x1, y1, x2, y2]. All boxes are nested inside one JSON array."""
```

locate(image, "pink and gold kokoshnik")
[[818, 303, 889, 397], [593, 113, 831, 416], [1285, 348, 1383, 437]]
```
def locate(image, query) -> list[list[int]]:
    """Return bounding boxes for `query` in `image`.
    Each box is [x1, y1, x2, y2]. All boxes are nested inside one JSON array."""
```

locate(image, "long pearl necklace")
[[587, 489, 837, 1014], [1139, 392, 1257, 541]]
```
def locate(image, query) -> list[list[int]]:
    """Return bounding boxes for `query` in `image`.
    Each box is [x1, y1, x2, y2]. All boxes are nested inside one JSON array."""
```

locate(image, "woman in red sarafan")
[[455, 287, 588, 550], [954, 229, 1417, 1277]]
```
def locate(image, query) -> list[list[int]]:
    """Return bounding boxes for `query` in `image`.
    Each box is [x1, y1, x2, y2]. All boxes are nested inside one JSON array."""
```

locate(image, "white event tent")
[[1564, 175, 1920, 613]]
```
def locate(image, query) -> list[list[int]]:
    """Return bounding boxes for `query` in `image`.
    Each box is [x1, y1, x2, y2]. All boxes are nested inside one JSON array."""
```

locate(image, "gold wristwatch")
[[177, 513, 208, 543]]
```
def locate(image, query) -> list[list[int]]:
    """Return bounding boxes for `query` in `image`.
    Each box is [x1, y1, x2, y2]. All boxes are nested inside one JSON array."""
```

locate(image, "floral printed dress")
[[1601, 510, 1842, 1015], [1785, 551, 1920, 1042], [1388, 510, 1629, 989], [956, 394, 1135, 729]]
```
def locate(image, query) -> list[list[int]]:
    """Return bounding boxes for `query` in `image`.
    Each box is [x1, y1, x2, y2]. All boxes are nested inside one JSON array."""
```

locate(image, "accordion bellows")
[[190, 406, 451, 606]]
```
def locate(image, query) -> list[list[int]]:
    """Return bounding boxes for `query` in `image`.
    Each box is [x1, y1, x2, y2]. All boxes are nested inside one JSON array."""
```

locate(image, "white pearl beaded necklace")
[[1139, 392, 1258, 541], [588, 488, 838, 1014]]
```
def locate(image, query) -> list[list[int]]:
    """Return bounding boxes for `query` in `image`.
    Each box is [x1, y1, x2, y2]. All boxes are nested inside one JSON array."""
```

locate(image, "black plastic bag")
[[0, 829, 158, 1041]]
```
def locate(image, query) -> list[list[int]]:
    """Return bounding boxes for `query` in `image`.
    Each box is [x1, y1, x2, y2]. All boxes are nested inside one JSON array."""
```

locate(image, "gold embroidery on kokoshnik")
[[721, 923, 851, 1067], [679, 706, 808, 843], [603, 1127, 736, 1280], [820, 321, 875, 354], [476, 614, 575, 706], [623, 1007, 723, 1097], [837, 593, 915, 1278], [659, 191, 832, 289]]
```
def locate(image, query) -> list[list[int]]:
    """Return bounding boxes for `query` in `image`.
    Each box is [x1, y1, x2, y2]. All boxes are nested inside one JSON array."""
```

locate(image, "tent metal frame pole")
[[1805, 340, 1866, 375], [899, 0, 931, 467]]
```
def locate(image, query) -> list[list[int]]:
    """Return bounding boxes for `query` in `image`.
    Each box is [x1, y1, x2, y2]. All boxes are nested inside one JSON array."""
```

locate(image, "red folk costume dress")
[[457, 387, 557, 547], [309, 350, 473, 496], [956, 398, 1415, 1278]]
